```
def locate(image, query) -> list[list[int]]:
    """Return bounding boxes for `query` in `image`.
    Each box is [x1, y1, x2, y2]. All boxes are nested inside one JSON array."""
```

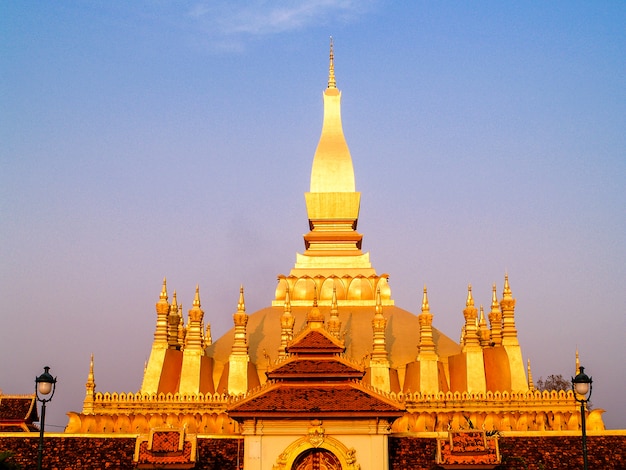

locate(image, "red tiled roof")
[[288, 329, 344, 354], [267, 358, 363, 380], [229, 382, 404, 418], [0, 395, 38, 430]]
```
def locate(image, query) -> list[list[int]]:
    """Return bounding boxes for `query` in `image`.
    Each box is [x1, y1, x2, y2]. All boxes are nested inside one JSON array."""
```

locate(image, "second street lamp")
[[35, 366, 57, 470], [572, 366, 592, 470]]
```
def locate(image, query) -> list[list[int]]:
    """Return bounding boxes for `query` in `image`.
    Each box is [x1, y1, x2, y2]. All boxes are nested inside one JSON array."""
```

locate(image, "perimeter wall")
[[1, 432, 625, 469]]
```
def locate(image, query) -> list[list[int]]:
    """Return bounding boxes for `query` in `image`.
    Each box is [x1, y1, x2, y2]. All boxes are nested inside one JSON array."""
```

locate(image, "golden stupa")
[[66, 40, 605, 470]]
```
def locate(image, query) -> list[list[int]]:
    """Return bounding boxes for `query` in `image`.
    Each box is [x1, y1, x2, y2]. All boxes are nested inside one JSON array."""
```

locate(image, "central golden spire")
[[274, 40, 393, 307], [310, 37, 355, 193]]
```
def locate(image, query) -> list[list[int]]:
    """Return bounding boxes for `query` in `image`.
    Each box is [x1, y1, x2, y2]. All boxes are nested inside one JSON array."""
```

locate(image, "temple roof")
[[287, 327, 344, 354], [267, 358, 363, 380], [0, 394, 38, 432], [228, 382, 404, 418]]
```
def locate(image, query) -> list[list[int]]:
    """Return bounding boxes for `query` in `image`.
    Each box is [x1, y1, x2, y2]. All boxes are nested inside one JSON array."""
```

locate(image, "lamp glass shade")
[[37, 381, 53, 395], [574, 381, 589, 396]]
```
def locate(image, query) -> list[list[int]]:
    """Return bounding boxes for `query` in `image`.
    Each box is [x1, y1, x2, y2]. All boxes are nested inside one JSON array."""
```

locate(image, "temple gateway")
[[57, 43, 612, 470]]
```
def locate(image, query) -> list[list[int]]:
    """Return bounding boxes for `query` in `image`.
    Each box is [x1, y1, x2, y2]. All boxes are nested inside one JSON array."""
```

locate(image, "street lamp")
[[35, 366, 57, 470], [572, 366, 592, 470]]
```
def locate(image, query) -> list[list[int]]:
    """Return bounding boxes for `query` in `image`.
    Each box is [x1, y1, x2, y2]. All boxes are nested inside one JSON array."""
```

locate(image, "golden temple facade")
[[66, 41, 605, 470]]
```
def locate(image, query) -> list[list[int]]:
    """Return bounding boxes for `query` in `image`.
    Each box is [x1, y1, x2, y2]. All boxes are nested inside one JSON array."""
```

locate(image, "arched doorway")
[[292, 448, 342, 470]]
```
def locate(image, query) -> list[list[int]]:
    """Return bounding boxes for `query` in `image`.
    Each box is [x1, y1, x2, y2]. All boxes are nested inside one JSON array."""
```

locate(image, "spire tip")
[[327, 36, 336, 89]]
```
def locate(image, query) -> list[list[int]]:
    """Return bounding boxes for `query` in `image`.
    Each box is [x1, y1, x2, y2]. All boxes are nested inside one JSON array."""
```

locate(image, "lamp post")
[[572, 366, 592, 470], [35, 366, 56, 470]]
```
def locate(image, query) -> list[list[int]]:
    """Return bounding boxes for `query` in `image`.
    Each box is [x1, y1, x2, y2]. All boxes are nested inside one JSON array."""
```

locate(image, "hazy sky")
[[1, 1, 625, 430]]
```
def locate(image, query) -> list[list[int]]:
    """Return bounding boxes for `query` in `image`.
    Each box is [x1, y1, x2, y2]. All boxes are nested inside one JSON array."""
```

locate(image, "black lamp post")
[[35, 366, 57, 470], [572, 366, 592, 470]]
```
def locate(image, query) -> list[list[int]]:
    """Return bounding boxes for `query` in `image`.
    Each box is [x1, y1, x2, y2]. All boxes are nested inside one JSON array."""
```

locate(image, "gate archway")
[[292, 448, 342, 470], [272, 426, 359, 470]]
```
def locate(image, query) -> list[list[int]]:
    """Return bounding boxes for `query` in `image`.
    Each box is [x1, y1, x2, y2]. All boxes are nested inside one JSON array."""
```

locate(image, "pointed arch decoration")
[[320, 276, 346, 301], [272, 423, 360, 470], [292, 277, 317, 301], [347, 276, 374, 300]]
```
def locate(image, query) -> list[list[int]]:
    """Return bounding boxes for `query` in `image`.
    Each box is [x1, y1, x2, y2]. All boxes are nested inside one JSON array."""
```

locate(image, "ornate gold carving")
[[307, 425, 325, 447], [391, 389, 606, 432]]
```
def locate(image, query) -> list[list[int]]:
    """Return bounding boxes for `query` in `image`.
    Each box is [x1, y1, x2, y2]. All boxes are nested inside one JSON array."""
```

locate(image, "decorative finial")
[[205, 323, 212, 346], [528, 358, 535, 391], [307, 286, 324, 327], [503, 273, 512, 296], [193, 285, 201, 308], [284, 286, 291, 312], [375, 287, 383, 316], [83, 353, 96, 413], [328, 36, 336, 89], [160, 277, 168, 301], [88, 353, 94, 379], [238, 285, 245, 312], [421, 285, 430, 312], [466, 284, 474, 307], [491, 284, 498, 308], [331, 285, 338, 312]]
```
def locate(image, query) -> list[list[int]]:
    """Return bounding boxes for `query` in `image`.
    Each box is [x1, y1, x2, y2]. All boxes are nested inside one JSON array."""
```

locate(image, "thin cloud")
[[188, 0, 374, 39]]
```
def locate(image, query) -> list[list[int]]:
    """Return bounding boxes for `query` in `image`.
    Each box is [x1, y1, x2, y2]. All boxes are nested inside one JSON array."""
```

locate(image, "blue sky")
[[1, 1, 625, 430]]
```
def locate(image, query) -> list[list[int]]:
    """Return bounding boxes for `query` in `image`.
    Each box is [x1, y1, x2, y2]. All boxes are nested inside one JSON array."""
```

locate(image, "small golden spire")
[[328, 286, 342, 339], [503, 273, 512, 297], [160, 277, 168, 301], [168, 290, 181, 349], [488, 283, 503, 347], [575, 348, 580, 375], [83, 353, 96, 413], [284, 286, 291, 313], [371, 287, 388, 360], [421, 285, 430, 313], [375, 286, 383, 316], [193, 285, 201, 308], [527, 358, 535, 391], [186, 287, 205, 348], [86, 353, 95, 389], [478, 305, 491, 347], [491, 283, 498, 309], [171, 290, 178, 310], [279, 287, 295, 358], [282, 289, 294, 325], [307, 286, 324, 327], [154, 278, 170, 344], [205, 323, 212, 346], [462, 284, 479, 348], [328, 36, 336, 89], [466, 284, 474, 307], [417, 285, 436, 357], [177, 307, 185, 346], [500, 274, 518, 343], [238, 285, 245, 312]]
